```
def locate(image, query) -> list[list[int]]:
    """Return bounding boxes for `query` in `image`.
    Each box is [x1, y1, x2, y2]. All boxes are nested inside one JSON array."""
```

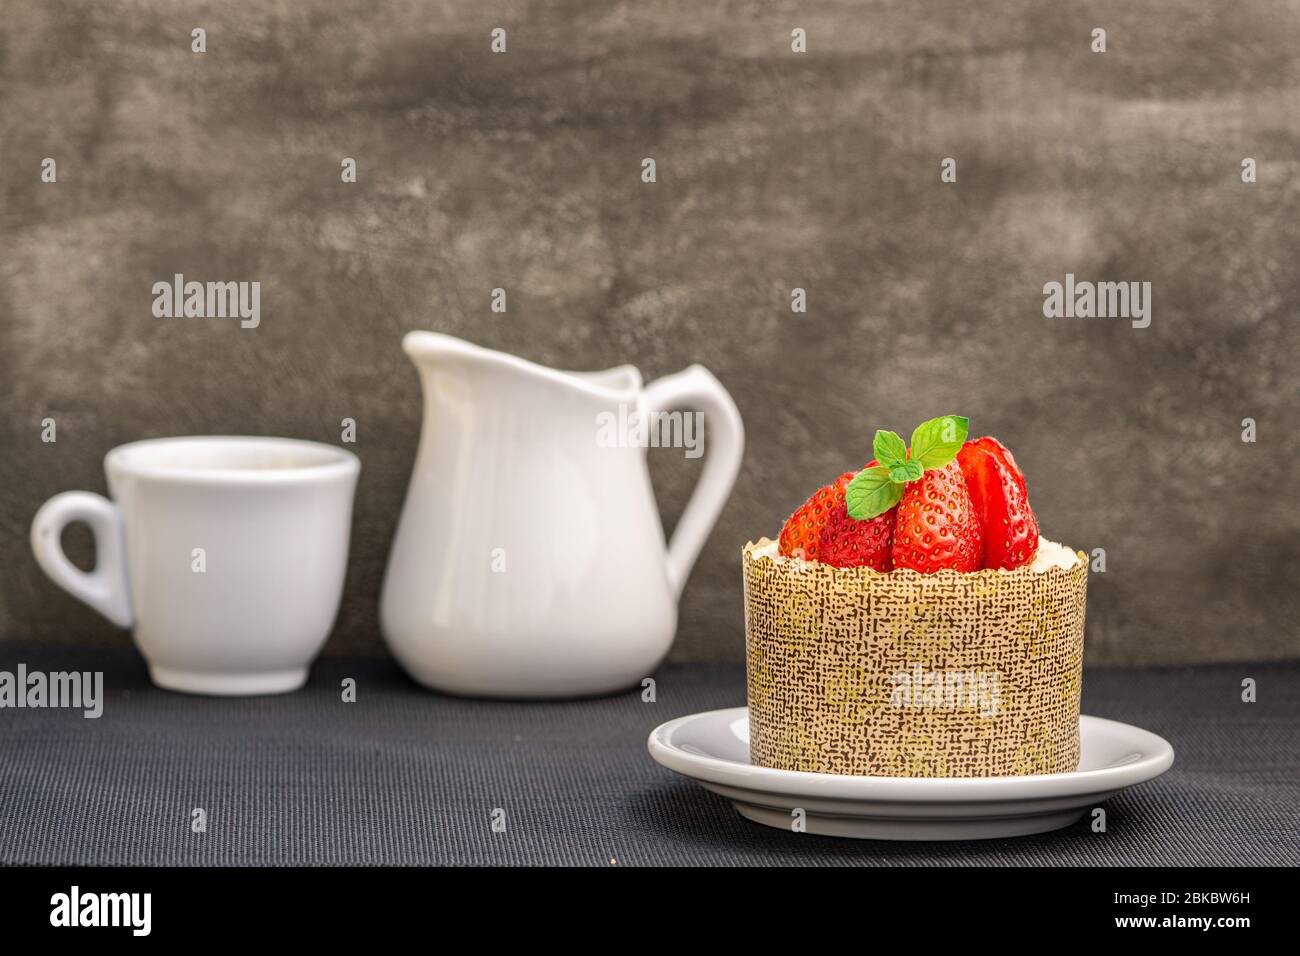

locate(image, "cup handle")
[[641, 365, 745, 599], [30, 491, 134, 628]]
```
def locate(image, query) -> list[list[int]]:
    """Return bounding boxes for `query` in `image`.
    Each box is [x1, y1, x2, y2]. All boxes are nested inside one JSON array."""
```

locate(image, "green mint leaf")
[[909, 415, 969, 470], [872, 429, 908, 468], [846, 465, 905, 520], [889, 460, 924, 483]]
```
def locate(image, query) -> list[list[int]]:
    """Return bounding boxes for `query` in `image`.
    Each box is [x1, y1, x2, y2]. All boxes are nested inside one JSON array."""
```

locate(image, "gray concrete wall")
[[3, 1, 1298, 664]]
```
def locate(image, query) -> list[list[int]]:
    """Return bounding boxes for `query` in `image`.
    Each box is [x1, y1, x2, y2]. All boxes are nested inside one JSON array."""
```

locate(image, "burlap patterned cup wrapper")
[[742, 538, 1088, 778]]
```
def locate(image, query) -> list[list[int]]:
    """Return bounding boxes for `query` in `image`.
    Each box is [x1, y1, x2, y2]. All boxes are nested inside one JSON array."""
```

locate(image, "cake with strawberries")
[[743, 415, 1088, 778]]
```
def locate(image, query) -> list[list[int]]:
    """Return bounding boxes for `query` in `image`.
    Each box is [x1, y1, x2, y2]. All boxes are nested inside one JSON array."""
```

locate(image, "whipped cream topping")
[[1027, 537, 1080, 572], [752, 535, 1080, 573]]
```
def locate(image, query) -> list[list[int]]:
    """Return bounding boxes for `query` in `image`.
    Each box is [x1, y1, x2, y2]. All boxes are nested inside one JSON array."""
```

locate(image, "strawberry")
[[782, 415, 1033, 576], [778, 471, 856, 561], [818, 504, 895, 570], [956, 436, 1039, 569], [890, 459, 983, 574]]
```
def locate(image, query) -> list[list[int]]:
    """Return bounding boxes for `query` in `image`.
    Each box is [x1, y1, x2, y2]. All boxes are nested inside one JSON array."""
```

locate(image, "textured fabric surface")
[[0, 642, 1295, 866], [743, 540, 1087, 776]]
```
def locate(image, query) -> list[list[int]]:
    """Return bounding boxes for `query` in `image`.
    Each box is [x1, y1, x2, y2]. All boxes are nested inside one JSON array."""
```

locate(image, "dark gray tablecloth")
[[0, 641, 1295, 866]]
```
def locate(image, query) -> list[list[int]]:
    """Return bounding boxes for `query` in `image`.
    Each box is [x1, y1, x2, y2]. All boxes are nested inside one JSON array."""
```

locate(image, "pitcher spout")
[[402, 330, 487, 367], [402, 331, 643, 397]]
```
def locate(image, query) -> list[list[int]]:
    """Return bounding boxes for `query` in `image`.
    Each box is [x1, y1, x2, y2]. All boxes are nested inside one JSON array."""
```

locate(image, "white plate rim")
[[648, 707, 1175, 802]]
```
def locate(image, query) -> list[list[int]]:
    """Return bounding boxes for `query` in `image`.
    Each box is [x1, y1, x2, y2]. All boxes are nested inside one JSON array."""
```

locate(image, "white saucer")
[[648, 708, 1174, 841]]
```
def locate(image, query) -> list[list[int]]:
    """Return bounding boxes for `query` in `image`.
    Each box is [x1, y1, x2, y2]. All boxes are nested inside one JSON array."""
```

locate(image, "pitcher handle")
[[31, 491, 134, 628], [641, 365, 744, 598]]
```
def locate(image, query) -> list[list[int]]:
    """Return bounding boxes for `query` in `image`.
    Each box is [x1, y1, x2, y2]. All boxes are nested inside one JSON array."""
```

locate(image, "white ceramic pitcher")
[[380, 332, 744, 698]]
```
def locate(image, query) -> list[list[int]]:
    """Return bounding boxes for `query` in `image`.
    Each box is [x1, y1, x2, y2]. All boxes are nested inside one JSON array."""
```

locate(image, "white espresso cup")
[[30, 436, 360, 696]]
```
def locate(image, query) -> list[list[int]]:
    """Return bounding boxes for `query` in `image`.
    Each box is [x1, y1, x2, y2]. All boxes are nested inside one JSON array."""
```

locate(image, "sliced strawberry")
[[778, 471, 856, 561], [818, 504, 895, 570], [890, 460, 983, 573], [956, 436, 1038, 569]]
